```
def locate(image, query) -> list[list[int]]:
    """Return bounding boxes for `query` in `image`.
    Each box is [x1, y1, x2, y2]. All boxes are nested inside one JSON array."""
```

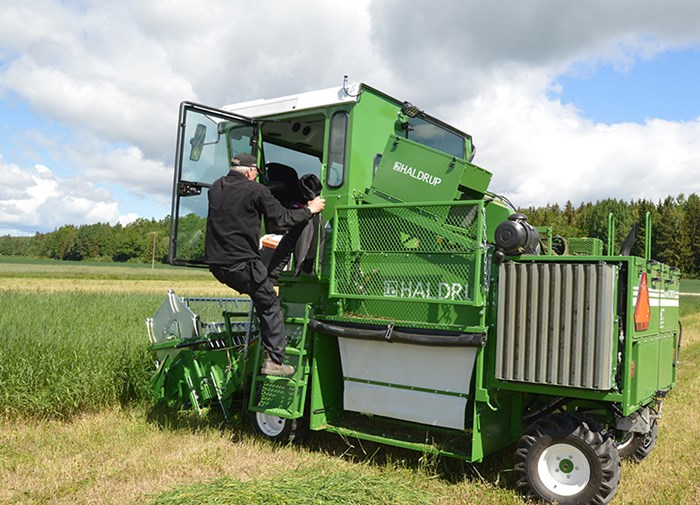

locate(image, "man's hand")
[[307, 196, 326, 214]]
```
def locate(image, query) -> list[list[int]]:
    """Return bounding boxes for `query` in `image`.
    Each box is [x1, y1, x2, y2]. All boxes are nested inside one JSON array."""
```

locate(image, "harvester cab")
[[150, 81, 681, 505]]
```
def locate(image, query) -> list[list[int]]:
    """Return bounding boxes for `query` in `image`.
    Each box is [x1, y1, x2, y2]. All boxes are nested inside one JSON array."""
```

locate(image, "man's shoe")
[[260, 358, 295, 376]]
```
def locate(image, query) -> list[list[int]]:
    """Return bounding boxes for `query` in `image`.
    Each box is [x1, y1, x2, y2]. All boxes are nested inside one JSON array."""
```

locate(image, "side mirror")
[[189, 124, 207, 161]]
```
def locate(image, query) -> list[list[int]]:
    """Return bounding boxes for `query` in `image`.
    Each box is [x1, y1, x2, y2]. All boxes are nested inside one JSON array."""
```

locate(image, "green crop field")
[[1, 258, 699, 504]]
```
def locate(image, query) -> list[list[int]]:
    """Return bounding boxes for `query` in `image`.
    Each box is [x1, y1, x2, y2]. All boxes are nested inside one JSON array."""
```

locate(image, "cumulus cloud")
[[0, 0, 380, 160], [455, 81, 700, 207], [368, 0, 700, 107], [0, 156, 132, 235]]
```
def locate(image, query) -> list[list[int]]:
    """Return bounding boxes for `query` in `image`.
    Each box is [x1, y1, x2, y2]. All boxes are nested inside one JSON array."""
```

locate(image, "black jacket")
[[205, 171, 311, 264]]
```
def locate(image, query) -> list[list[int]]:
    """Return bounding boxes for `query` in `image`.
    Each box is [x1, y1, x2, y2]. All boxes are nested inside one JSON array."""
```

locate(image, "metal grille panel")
[[183, 296, 254, 345], [331, 202, 484, 306], [567, 237, 604, 256], [495, 263, 616, 390]]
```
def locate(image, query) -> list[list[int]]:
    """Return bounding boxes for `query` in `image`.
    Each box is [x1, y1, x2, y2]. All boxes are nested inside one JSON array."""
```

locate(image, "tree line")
[[0, 218, 173, 264], [0, 193, 698, 277], [519, 193, 700, 277]]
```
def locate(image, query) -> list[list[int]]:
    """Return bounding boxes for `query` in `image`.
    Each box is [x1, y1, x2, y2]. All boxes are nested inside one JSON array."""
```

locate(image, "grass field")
[[1, 257, 699, 504], [681, 278, 700, 294]]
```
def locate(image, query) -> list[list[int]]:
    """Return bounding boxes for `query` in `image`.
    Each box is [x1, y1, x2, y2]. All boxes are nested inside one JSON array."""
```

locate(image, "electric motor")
[[495, 213, 540, 255]]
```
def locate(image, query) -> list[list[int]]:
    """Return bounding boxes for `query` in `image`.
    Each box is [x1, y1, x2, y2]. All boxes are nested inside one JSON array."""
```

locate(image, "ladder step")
[[255, 374, 304, 385], [251, 407, 297, 418], [284, 346, 306, 356], [248, 305, 311, 416], [285, 317, 309, 324]]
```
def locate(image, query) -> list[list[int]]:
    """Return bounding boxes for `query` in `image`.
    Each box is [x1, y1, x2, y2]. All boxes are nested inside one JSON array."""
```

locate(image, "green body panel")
[[630, 335, 673, 406], [470, 390, 522, 462], [623, 258, 680, 413], [309, 332, 344, 429], [339, 89, 400, 207], [367, 135, 487, 204]]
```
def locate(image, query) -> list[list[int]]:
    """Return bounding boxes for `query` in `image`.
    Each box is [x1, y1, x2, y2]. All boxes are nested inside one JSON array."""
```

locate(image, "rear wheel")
[[515, 413, 620, 505], [251, 412, 309, 444], [616, 419, 658, 462]]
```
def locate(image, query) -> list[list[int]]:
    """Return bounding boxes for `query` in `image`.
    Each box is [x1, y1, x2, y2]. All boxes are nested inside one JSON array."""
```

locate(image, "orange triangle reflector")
[[634, 272, 650, 332]]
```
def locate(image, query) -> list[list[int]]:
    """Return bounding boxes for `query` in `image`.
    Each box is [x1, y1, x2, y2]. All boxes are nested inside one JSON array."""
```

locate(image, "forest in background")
[[1, 193, 699, 277]]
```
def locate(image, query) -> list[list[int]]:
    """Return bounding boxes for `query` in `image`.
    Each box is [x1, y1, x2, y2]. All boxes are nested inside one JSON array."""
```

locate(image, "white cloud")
[[118, 213, 139, 226], [454, 78, 700, 207], [0, 155, 132, 234], [369, 0, 700, 101], [0, 0, 380, 160], [7, 127, 174, 208]]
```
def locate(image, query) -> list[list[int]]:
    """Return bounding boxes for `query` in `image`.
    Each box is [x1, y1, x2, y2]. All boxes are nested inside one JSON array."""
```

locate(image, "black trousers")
[[209, 260, 286, 364]]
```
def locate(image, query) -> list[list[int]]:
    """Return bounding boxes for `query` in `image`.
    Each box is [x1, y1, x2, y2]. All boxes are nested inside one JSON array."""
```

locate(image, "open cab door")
[[169, 102, 258, 266]]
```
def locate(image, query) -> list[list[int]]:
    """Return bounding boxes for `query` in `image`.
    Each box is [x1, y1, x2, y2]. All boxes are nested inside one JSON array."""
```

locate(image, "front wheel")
[[251, 411, 309, 444], [515, 413, 621, 505]]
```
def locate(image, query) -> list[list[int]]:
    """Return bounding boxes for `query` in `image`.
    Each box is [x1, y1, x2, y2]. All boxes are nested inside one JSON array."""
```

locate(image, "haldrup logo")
[[393, 161, 442, 186], [383, 280, 470, 301]]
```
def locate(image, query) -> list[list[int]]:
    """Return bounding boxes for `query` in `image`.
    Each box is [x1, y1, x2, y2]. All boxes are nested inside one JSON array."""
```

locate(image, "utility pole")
[[151, 231, 157, 269]]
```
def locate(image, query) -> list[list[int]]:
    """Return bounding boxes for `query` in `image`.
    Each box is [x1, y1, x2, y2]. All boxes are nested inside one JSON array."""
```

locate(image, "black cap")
[[232, 153, 257, 167], [298, 174, 322, 200]]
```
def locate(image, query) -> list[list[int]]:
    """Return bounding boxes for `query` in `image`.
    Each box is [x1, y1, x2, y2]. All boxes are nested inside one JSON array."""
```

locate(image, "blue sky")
[[555, 49, 700, 124], [1, 0, 700, 236]]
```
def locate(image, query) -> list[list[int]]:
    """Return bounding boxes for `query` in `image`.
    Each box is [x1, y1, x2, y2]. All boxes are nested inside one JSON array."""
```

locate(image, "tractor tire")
[[616, 419, 658, 462], [251, 411, 309, 444], [514, 413, 621, 505]]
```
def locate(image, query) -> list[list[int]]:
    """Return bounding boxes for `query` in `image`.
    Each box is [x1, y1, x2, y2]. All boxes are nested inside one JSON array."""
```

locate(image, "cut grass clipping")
[[152, 465, 432, 505]]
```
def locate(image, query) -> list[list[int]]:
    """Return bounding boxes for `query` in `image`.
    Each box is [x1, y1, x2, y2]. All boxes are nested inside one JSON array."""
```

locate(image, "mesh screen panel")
[[331, 202, 485, 307], [567, 237, 604, 256]]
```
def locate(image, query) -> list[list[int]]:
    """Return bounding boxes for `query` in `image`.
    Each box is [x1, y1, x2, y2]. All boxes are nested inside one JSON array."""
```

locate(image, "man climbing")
[[205, 153, 325, 376]]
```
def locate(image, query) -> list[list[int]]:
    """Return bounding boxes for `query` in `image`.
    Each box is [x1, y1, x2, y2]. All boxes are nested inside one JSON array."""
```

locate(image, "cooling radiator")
[[495, 262, 617, 390]]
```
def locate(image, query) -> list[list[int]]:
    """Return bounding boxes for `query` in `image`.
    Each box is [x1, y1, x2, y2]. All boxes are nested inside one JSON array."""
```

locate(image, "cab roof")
[[222, 82, 362, 118]]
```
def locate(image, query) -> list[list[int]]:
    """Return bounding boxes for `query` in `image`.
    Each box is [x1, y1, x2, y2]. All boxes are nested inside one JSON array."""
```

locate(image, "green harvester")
[[147, 81, 681, 505]]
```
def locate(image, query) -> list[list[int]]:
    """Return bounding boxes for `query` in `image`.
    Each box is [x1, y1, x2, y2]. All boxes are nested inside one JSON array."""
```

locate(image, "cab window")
[[326, 111, 348, 188]]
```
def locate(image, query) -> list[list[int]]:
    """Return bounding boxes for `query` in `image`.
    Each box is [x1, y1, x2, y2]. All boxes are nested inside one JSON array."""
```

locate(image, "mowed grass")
[[0, 256, 210, 280], [680, 295, 700, 346], [3, 342, 700, 504], [1, 258, 700, 504]]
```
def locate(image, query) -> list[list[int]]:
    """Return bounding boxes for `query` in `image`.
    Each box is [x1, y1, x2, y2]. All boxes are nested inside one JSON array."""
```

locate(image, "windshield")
[[405, 116, 465, 159]]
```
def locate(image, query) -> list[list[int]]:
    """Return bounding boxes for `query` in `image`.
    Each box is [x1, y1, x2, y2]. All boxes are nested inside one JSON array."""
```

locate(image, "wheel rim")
[[255, 413, 286, 437], [537, 443, 591, 497], [616, 431, 634, 451]]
